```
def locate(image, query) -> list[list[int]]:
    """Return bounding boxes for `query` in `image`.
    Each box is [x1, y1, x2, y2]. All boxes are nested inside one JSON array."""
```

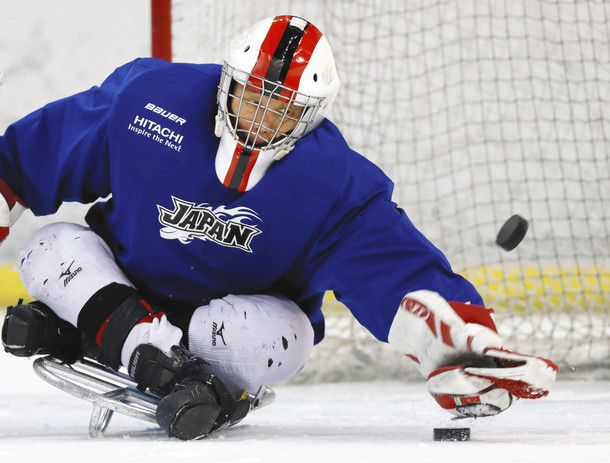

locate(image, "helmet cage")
[[218, 62, 326, 152]]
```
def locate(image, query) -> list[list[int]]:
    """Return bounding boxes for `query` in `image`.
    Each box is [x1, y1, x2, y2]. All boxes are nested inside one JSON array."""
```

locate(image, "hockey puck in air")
[[496, 214, 529, 251], [433, 427, 471, 441]]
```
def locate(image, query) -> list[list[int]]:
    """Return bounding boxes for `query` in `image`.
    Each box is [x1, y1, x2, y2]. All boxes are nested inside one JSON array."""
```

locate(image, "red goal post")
[[151, 0, 172, 62]]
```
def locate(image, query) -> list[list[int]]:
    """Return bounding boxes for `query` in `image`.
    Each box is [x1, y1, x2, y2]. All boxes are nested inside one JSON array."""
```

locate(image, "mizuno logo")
[[59, 260, 83, 287], [212, 321, 227, 346], [157, 196, 262, 252]]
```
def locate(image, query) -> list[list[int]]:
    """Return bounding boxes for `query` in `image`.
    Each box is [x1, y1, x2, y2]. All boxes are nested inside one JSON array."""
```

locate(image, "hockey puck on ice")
[[433, 427, 471, 441], [496, 214, 529, 251]]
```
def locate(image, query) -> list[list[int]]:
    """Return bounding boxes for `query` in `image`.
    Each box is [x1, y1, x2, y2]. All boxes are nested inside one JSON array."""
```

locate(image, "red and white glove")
[[387, 290, 558, 417], [427, 347, 558, 417], [0, 178, 27, 244]]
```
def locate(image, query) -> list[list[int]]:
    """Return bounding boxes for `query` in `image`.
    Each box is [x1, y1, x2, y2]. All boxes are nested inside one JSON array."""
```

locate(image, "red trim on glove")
[[484, 347, 559, 372], [0, 178, 27, 242], [471, 374, 549, 399], [428, 366, 497, 409], [428, 365, 458, 379], [400, 296, 438, 336], [0, 178, 27, 208], [449, 301, 498, 333], [440, 321, 453, 346]]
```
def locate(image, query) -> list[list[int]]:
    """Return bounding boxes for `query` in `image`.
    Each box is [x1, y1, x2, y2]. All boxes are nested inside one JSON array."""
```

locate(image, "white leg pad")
[[188, 294, 314, 393], [18, 222, 134, 326]]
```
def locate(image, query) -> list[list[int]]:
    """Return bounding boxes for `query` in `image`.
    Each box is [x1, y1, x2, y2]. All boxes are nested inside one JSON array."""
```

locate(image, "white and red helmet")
[[215, 15, 340, 191]]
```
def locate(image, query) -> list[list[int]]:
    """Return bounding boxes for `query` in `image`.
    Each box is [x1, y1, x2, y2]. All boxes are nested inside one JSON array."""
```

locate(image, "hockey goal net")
[[152, 0, 610, 381]]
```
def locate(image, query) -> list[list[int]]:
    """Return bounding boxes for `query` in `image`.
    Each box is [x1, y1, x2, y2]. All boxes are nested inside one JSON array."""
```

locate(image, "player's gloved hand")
[[0, 179, 27, 244], [427, 348, 558, 418], [387, 290, 558, 417]]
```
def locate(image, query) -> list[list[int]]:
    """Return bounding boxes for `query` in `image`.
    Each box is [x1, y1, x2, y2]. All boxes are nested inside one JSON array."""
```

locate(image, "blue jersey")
[[0, 58, 483, 344]]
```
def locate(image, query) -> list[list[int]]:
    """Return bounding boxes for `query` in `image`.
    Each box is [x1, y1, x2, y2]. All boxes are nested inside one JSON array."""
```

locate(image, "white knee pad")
[[18, 222, 134, 326], [188, 294, 314, 393]]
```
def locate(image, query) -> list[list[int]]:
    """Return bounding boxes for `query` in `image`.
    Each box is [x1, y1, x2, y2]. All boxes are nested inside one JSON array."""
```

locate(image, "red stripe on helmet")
[[237, 148, 261, 192], [249, 16, 322, 99], [223, 143, 245, 189], [223, 144, 261, 192], [249, 16, 291, 89], [281, 23, 323, 96]]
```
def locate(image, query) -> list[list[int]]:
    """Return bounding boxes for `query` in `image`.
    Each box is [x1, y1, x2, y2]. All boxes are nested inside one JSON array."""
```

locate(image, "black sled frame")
[[32, 355, 275, 438]]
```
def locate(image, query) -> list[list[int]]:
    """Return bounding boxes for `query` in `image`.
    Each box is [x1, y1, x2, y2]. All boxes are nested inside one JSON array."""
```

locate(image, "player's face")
[[230, 82, 304, 147]]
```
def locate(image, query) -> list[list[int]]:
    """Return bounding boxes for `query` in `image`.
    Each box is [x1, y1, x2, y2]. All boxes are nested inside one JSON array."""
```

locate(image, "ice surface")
[[1, 351, 609, 462]]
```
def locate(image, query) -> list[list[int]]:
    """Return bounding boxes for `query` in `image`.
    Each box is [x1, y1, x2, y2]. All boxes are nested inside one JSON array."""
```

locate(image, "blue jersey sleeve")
[[0, 60, 144, 215], [306, 192, 484, 343]]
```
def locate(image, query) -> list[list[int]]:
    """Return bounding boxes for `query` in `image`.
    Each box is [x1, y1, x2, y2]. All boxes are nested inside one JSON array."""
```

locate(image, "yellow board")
[[0, 265, 29, 306], [2, 263, 609, 314], [324, 264, 610, 315], [464, 264, 610, 314]]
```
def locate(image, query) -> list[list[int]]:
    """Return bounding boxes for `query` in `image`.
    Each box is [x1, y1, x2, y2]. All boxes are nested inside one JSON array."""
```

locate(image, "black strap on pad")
[[77, 284, 155, 370], [98, 295, 152, 370]]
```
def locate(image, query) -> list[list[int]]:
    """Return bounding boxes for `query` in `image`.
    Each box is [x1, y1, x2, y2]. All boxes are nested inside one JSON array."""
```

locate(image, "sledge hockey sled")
[[32, 355, 275, 438]]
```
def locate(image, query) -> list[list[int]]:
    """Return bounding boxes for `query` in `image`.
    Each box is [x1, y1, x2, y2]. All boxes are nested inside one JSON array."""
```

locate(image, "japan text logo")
[[157, 196, 262, 252]]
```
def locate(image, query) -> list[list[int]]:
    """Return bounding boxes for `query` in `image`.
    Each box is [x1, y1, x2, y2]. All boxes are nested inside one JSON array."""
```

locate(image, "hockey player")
[[0, 15, 557, 439]]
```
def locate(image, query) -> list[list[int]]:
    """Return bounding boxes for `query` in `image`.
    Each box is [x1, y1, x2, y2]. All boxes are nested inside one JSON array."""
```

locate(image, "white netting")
[[160, 0, 610, 380]]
